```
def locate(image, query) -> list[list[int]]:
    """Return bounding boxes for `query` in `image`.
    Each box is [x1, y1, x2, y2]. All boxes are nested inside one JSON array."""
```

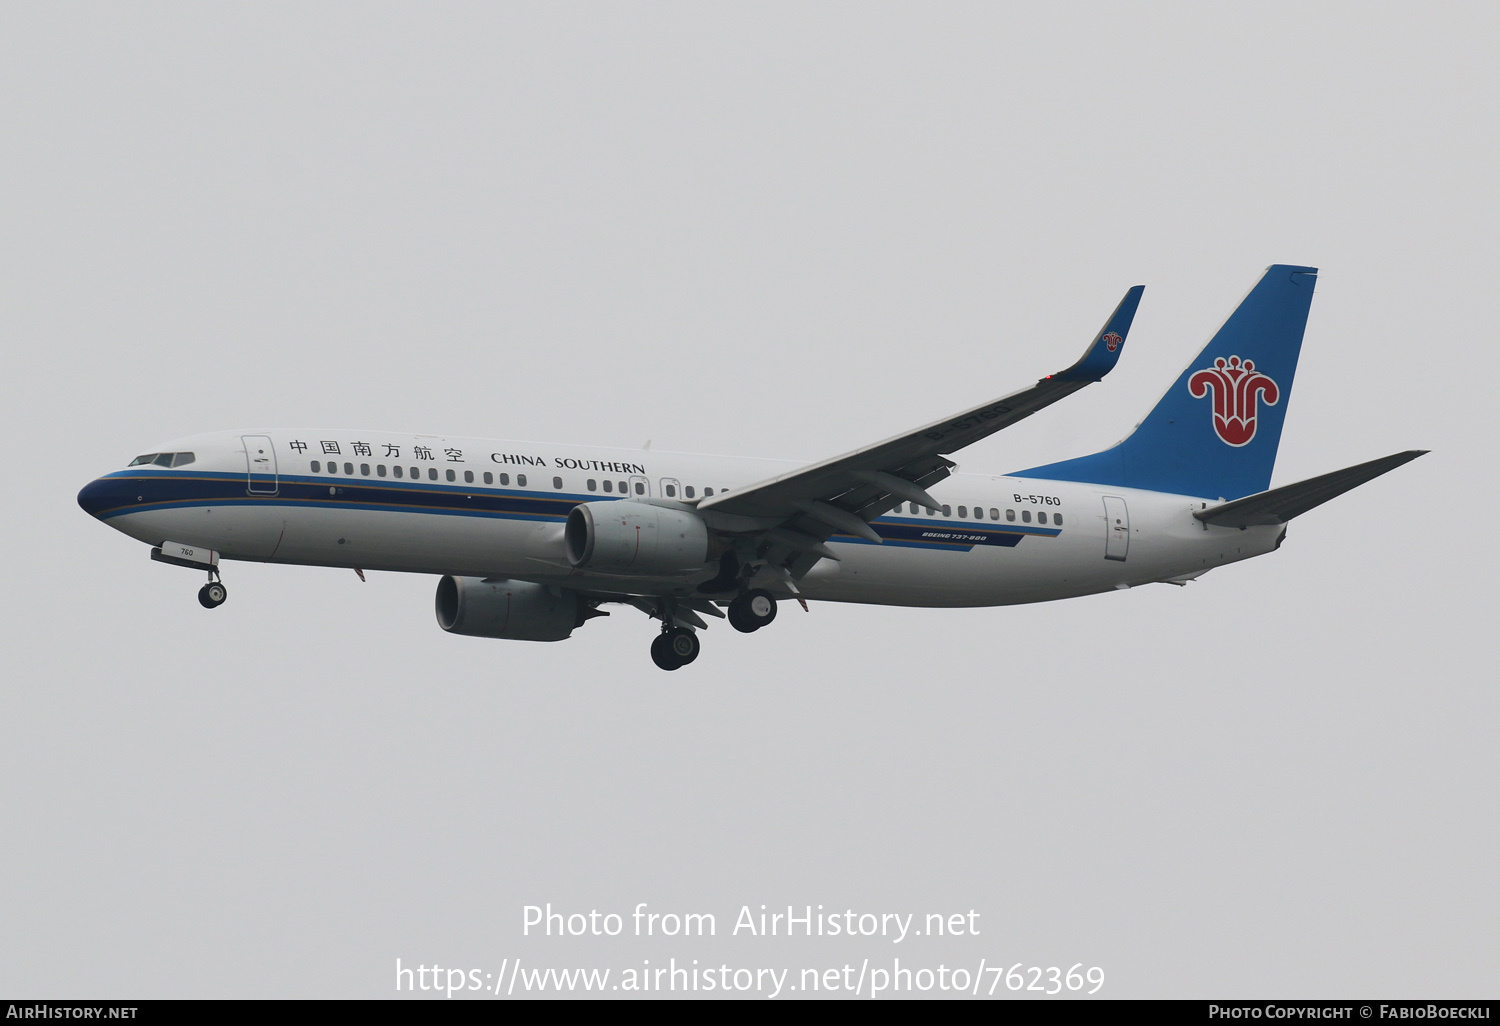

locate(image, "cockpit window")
[[128, 451, 196, 468]]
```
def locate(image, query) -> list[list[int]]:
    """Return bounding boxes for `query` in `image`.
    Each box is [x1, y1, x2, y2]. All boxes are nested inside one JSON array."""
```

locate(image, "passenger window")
[[684, 486, 695, 498], [428, 468, 438, 481], [588, 479, 597, 492], [410, 467, 419, 479], [909, 503, 918, 514], [603, 480, 613, 493], [703, 487, 714, 497], [554, 477, 564, 489], [311, 460, 321, 473], [1006, 509, 1015, 521], [498, 473, 509, 486], [329, 463, 339, 475], [664, 484, 676, 497], [483, 472, 493, 484], [377, 465, 387, 478], [990, 508, 999, 520], [518, 474, 527, 487], [942, 505, 951, 517], [1038, 511, 1047, 524], [617, 481, 626, 494], [1022, 510, 1031, 523], [464, 470, 474, 483], [1054, 513, 1063, 526], [393, 465, 403, 478], [634, 482, 644, 495], [958, 506, 967, 518], [344, 463, 354, 475], [446, 469, 456, 482], [926, 507, 935, 516], [361, 463, 370, 476]]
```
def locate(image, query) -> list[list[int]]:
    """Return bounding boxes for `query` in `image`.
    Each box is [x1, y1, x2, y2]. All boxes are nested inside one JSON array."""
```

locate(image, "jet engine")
[[564, 500, 710, 575], [435, 576, 584, 642]]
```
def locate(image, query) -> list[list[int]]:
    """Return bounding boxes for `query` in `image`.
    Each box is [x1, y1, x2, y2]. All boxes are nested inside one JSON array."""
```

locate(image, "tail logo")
[[1103, 332, 1123, 352], [1188, 355, 1280, 447]]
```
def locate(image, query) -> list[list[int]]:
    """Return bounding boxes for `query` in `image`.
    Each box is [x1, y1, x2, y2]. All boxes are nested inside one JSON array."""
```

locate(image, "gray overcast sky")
[[2, 2, 1495, 999]]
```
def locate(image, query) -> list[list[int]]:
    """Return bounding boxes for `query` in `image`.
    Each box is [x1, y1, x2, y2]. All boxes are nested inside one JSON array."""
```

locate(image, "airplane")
[[77, 264, 1425, 670]]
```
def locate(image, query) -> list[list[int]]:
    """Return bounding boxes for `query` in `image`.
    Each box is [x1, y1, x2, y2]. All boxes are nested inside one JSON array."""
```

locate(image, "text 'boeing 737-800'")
[[78, 265, 1425, 670]]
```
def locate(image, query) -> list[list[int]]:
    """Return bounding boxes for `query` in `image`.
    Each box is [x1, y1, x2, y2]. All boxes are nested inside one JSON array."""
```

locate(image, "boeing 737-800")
[[78, 265, 1424, 669]]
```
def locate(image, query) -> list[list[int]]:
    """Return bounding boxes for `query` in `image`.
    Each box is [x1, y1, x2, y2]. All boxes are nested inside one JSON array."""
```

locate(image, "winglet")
[[1053, 284, 1145, 383]]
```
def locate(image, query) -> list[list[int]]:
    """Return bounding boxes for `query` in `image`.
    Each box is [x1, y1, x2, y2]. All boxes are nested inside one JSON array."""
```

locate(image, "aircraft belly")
[[798, 533, 1125, 608], [110, 506, 286, 560], [264, 506, 552, 576]]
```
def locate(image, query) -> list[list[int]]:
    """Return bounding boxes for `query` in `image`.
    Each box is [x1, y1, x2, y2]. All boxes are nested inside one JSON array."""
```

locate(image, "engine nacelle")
[[435, 576, 582, 642], [565, 500, 711, 575]]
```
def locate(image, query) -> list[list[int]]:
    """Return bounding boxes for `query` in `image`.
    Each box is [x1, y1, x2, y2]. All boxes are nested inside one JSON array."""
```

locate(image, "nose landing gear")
[[151, 542, 227, 609], [197, 572, 227, 609]]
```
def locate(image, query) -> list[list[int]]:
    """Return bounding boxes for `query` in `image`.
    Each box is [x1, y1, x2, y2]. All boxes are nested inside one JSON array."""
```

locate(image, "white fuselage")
[[79, 429, 1284, 607]]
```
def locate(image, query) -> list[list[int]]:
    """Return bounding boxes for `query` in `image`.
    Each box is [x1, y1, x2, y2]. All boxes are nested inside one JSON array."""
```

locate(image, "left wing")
[[695, 284, 1144, 581]]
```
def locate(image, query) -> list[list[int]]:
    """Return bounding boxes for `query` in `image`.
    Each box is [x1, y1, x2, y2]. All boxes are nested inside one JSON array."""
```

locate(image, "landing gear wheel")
[[666, 627, 699, 665], [650, 628, 700, 670], [650, 634, 679, 670], [728, 589, 777, 633], [198, 582, 227, 609]]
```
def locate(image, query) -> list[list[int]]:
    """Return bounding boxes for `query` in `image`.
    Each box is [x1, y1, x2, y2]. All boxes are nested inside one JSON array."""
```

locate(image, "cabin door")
[[1103, 495, 1129, 562], [243, 435, 279, 495]]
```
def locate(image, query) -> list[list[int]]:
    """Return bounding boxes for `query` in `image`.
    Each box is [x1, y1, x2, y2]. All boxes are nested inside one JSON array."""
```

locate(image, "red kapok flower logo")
[[1187, 355, 1279, 446]]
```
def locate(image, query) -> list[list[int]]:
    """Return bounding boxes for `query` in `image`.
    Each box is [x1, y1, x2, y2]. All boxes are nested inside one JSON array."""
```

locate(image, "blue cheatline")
[[1012, 264, 1318, 500], [78, 472, 1063, 554]]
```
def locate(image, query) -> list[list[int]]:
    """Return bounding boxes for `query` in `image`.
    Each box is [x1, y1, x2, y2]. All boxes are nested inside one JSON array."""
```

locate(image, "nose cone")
[[77, 476, 133, 519]]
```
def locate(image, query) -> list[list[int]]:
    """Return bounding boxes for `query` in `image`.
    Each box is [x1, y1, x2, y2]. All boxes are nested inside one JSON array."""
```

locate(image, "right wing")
[[694, 284, 1145, 580]]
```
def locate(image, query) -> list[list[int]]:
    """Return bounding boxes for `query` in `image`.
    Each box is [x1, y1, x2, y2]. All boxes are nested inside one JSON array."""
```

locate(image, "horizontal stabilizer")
[[1193, 450, 1428, 529]]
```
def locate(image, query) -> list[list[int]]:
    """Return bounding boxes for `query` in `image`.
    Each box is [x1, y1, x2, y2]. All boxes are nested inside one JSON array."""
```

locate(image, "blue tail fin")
[[1012, 264, 1318, 500]]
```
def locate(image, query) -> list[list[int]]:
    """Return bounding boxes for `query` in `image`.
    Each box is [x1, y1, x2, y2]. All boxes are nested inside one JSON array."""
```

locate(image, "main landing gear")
[[639, 587, 782, 670], [727, 589, 777, 633], [650, 627, 700, 671]]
